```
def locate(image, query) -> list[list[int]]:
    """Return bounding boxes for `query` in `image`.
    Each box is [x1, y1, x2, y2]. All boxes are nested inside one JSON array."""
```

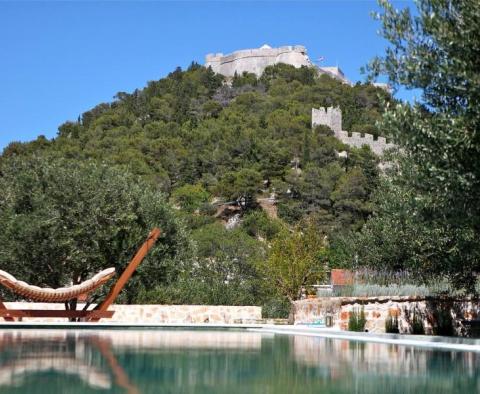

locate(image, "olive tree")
[[358, 0, 480, 288], [257, 220, 328, 321], [0, 156, 190, 303]]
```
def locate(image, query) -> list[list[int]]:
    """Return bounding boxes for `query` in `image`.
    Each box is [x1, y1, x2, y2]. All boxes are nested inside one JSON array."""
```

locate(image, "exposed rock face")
[[225, 213, 241, 230]]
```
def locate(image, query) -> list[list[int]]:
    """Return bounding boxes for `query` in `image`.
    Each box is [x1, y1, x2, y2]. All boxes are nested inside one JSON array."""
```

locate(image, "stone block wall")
[[205, 45, 312, 77], [294, 297, 480, 335], [312, 107, 342, 132], [312, 107, 396, 156], [2, 302, 262, 324]]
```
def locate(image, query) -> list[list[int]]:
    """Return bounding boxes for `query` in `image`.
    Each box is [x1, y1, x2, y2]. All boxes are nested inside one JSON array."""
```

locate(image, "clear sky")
[[0, 0, 415, 151]]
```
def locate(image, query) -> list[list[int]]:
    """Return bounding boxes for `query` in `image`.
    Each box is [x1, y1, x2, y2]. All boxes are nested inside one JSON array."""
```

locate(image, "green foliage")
[[2, 62, 385, 236], [262, 296, 291, 319], [0, 156, 190, 303], [357, 0, 480, 289], [0, 59, 391, 306], [139, 223, 267, 305], [348, 307, 367, 332], [260, 64, 316, 86], [217, 168, 263, 209], [232, 71, 258, 88], [258, 220, 328, 303], [411, 309, 425, 335], [385, 312, 400, 334], [171, 183, 210, 213], [241, 210, 284, 240]]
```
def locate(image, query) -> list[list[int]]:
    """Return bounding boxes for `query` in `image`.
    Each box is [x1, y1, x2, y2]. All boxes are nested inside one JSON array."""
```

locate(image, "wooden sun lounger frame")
[[0, 228, 161, 322]]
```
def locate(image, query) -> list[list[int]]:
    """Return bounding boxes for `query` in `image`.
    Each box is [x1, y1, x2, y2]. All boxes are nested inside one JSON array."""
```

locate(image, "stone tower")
[[311, 107, 342, 132], [311, 107, 396, 156]]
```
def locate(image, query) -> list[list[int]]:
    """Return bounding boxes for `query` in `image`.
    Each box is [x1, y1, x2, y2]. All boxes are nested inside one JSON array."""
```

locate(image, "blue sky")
[[0, 0, 415, 151]]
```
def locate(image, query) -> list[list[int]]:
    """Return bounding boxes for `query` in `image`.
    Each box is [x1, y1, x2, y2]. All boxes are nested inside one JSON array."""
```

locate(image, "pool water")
[[0, 329, 478, 393]]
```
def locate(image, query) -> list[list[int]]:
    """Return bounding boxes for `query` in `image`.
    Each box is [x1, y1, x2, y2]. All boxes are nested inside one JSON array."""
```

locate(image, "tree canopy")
[[0, 156, 190, 302], [2, 62, 387, 236], [0, 58, 394, 309], [351, 0, 480, 289]]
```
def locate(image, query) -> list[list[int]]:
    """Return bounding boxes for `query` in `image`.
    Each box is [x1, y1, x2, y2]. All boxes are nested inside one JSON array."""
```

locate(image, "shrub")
[[170, 183, 210, 213], [411, 310, 425, 335], [330, 283, 430, 297], [262, 297, 291, 319], [348, 306, 366, 332], [241, 210, 284, 240]]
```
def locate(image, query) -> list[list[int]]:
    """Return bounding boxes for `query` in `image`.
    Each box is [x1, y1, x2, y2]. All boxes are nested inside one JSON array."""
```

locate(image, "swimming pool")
[[0, 328, 478, 393]]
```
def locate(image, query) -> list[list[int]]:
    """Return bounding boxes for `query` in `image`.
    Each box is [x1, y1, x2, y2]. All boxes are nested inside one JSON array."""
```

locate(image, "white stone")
[[205, 45, 313, 78]]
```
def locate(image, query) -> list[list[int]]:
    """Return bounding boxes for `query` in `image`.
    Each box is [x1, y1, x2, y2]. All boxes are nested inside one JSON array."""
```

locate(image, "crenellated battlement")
[[312, 107, 395, 155]]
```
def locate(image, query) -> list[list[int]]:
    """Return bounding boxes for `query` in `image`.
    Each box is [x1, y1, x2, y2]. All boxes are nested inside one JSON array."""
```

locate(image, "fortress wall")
[[363, 134, 374, 141], [205, 45, 351, 84], [334, 132, 394, 156], [311, 107, 342, 133], [336, 130, 349, 139], [205, 45, 311, 77], [312, 107, 395, 155]]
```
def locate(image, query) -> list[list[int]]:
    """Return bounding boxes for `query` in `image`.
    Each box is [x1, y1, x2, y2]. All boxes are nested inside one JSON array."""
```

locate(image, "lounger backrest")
[[0, 268, 116, 302]]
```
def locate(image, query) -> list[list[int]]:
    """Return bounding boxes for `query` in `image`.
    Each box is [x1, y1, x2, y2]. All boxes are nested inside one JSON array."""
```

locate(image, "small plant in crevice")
[[404, 304, 425, 335], [385, 311, 400, 334], [411, 309, 425, 335], [431, 305, 454, 337], [348, 306, 366, 332]]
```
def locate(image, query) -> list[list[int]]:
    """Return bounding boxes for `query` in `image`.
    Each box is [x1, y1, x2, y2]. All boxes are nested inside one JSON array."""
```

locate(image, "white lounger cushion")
[[0, 267, 115, 302]]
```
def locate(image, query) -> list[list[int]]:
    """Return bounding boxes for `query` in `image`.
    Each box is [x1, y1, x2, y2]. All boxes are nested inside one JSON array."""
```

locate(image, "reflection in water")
[[0, 329, 478, 393]]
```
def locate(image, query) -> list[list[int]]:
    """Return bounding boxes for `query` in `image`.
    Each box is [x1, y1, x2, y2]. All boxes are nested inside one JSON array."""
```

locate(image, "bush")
[[171, 183, 210, 213], [348, 306, 366, 332], [411, 310, 425, 335], [241, 210, 284, 240], [262, 297, 291, 319]]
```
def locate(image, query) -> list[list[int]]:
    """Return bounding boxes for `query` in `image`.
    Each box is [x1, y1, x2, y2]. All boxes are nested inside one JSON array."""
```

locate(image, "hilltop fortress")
[[312, 107, 395, 155], [205, 44, 350, 84], [204, 44, 393, 155]]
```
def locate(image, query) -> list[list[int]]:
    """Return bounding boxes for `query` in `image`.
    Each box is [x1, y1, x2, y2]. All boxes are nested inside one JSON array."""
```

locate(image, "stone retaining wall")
[[294, 297, 480, 335], [2, 302, 262, 324]]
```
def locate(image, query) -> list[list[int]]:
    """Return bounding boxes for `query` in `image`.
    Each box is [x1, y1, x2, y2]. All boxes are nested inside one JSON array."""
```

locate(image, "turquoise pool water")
[[0, 329, 478, 393]]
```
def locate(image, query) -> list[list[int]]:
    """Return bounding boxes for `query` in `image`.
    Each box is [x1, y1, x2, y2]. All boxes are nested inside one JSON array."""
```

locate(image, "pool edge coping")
[[1, 322, 480, 352], [251, 326, 480, 352]]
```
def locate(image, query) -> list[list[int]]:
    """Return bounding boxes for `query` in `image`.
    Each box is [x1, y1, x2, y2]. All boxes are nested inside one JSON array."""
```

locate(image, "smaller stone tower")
[[311, 107, 396, 156], [311, 107, 342, 132]]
